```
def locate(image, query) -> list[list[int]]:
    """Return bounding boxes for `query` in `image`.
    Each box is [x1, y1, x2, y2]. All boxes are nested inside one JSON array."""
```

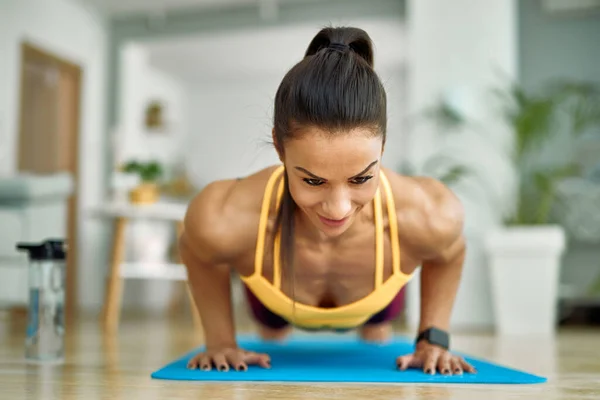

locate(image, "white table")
[[90, 200, 201, 333], [92, 200, 188, 220]]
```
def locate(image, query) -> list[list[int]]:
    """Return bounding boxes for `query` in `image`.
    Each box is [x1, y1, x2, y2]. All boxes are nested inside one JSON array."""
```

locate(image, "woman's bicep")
[[180, 180, 252, 266]]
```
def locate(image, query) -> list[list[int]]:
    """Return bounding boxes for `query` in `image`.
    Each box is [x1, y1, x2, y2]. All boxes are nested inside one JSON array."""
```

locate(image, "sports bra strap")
[[253, 166, 284, 278], [373, 187, 384, 289], [380, 172, 401, 275], [273, 177, 285, 289]]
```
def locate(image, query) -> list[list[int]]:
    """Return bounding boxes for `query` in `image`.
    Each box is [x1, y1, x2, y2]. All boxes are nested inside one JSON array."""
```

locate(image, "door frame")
[[17, 42, 82, 323]]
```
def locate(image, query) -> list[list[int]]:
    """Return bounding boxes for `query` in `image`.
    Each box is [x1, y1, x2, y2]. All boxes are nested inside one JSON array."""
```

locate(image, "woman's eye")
[[303, 178, 325, 186], [350, 176, 373, 185]]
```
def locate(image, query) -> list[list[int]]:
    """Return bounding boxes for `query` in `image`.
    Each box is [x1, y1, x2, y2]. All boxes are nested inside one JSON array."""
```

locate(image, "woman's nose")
[[322, 191, 352, 220]]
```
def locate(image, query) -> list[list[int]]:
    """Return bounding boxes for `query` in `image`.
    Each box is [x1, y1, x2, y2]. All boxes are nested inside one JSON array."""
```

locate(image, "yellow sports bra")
[[240, 166, 414, 329]]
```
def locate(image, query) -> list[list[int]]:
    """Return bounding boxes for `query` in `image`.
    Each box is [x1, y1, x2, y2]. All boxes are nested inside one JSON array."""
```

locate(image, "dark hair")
[[272, 26, 387, 302]]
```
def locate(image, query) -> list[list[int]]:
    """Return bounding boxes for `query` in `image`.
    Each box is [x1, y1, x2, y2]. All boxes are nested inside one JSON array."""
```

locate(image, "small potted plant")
[[122, 160, 164, 204]]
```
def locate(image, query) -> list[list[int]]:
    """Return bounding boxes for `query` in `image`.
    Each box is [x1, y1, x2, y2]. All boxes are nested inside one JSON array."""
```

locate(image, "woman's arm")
[[386, 172, 466, 332], [179, 227, 237, 349], [409, 183, 475, 374], [178, 177, 272, 371], [179, 181, 243, 348], [414, 185, 466, 335], [386, 171, 475, 374]]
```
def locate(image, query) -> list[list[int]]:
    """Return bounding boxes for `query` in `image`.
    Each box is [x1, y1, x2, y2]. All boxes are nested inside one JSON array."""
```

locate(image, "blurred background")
[[0, 0, 599, 337]]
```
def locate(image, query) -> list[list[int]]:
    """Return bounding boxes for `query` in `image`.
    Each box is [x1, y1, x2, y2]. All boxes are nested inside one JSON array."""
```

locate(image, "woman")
[[179, 26, 475, 376]]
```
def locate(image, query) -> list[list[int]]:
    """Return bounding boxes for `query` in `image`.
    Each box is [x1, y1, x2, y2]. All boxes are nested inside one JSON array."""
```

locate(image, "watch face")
[[426, 328, 450, 349]]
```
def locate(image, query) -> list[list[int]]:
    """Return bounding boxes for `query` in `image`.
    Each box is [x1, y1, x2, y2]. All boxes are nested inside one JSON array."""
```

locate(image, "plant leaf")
[[438, 165, 470, 185]]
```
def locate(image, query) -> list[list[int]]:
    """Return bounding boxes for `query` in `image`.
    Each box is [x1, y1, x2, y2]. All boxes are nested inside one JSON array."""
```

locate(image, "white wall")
[[111, 42, 189, 311], [404, 0, 519, 331], [115, 42, 188, 169], [184, 75, 280, 185], [0, 0, 108, 310]]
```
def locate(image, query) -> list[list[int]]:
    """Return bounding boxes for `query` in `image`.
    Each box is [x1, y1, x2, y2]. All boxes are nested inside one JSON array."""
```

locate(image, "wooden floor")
[[1, 310, 600, 400]]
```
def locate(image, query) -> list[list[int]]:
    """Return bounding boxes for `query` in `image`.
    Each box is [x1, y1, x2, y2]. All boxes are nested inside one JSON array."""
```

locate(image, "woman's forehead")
[[287, 127, 381, 152], [285, 130, 382, 178]]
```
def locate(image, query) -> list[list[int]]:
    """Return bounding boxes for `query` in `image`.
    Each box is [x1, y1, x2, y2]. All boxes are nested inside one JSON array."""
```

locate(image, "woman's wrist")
[[204, 329, 238, 350], [205, 338, 238, 351]]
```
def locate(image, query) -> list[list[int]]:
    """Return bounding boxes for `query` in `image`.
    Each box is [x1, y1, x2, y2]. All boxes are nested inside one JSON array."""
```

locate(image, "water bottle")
[[16, 239, 67, 364]]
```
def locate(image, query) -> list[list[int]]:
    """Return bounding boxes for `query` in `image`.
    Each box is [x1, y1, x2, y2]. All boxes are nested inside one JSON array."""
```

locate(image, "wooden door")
[[17, 43, 82, 324]]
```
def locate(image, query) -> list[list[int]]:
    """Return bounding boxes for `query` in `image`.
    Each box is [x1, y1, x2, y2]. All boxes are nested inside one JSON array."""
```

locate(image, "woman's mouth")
[[318, 214, 349, 228]]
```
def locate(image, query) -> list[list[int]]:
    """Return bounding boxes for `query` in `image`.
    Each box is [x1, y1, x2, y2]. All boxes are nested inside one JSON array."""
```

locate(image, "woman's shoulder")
[[181, 165, 283, 262], [381, 166, 461, 213], [381, 167, 464, 257]]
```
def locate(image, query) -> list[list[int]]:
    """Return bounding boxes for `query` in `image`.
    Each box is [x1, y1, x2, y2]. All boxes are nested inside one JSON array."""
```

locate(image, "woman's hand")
[[187, 346, 271, 372], [396, 341, 476, 375]]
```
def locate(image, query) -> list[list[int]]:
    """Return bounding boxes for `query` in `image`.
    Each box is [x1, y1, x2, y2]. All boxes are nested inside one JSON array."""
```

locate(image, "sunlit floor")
[[1, 309, 599, 400]]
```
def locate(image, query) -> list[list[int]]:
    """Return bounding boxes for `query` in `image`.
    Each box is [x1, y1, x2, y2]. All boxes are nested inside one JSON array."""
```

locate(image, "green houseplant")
[[408, 79, 600, 335], [122, 160, 164, 204], [485, 78, 600, 336], [494, 80, 600, 225], [399, 96, 473, 186]]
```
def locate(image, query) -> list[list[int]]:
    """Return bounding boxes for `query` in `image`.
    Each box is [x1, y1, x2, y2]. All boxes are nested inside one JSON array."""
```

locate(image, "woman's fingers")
[[450, 357, 463, 375], [397, 348, 446, 374], [212, 353, 229, 372], [187, 353, 213, 370], [187, 353, 203, 370], [422, 349, 440, 375], [226, 351, 247, 372], [437, 353, 452, 375], [396, 354, 418, 371], [244, 351, 271, 369], [186, 350, 273, 372], [186, 354, 198, 369], [199, 354, 212, 371], [188, 348, 476, 375], [396, 350, 477, 375], [460, 357, 477, 373]]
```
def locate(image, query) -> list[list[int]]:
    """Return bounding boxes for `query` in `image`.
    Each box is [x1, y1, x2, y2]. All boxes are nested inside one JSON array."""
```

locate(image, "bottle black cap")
[[16, 239, 67, 261], [46, 239, 67, 260]]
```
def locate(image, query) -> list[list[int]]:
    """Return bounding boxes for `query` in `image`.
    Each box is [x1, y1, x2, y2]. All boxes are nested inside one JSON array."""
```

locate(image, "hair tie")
[[328, 42, 349, 52]]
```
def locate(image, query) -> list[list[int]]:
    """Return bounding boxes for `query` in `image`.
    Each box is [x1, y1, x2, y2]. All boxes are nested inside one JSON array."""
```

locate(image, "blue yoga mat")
[[151, 334, 547, 384]]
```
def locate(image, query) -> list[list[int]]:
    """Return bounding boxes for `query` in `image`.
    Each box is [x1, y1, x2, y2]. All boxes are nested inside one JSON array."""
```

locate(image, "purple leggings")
[[243, 285, 405, 330]]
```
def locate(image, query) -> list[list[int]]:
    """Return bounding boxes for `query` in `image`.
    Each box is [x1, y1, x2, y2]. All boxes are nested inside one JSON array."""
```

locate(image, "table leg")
[[167, 221, 186, 315], [102, 217, 127, 333]]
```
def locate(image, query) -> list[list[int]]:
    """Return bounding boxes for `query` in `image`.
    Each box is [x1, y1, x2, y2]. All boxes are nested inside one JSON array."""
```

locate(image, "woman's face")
[[281, 127, 384, 238]]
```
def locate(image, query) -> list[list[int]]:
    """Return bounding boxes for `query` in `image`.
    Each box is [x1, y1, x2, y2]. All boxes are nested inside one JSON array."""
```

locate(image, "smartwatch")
[[415, 327, 450, 350]]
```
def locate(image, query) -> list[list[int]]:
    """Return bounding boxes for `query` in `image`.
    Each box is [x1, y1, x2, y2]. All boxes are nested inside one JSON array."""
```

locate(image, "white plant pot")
[[484, 225, 566, 336], [127, 221, 171, 265]]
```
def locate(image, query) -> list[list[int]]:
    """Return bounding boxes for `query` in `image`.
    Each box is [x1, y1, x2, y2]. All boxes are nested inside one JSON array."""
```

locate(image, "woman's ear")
[[272, 128, 284, 162]]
